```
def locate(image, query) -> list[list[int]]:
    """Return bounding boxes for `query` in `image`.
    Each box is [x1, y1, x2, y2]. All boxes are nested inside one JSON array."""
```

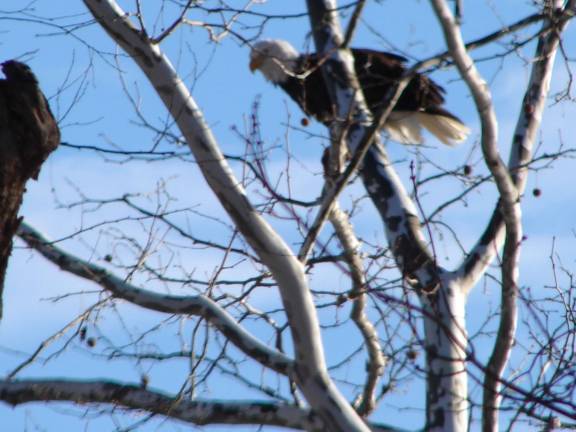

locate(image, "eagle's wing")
[[352, 48, 447, 112]]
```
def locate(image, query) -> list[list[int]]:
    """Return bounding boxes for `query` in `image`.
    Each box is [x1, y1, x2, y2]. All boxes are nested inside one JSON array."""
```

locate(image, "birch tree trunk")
[[421, 281, 468, 431]]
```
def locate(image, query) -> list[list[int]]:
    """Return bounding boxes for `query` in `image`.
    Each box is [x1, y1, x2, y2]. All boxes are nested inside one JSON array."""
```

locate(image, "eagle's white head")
[[249, 39, 299, 84]]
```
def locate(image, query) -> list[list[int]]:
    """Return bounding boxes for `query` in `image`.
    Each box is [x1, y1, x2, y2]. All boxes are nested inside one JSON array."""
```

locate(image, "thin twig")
[[342, 0, 366, 48]]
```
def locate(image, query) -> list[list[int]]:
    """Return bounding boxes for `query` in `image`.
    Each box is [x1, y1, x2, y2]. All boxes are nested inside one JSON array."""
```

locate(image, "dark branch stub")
[[0, 60, 60, 319]]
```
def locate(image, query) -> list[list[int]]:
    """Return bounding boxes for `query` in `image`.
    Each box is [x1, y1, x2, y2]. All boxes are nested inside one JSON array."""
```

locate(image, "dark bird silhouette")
[[0, 60, 60, 319], [250, 40, 469, 146]]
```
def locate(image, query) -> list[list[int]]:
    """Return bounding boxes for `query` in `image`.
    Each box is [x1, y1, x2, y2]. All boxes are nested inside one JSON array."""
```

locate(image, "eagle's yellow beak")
[[249, 56, 262, 73]]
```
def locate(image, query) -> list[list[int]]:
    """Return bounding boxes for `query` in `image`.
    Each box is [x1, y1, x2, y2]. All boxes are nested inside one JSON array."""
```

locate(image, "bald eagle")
[[249, 39, 469, 146]]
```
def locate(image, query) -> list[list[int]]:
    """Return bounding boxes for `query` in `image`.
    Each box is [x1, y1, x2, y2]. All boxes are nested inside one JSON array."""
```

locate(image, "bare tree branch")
[[81, 1, 370, 430], [0, 378, 413, 431], [342, 0, 366, 48], [429, 4, 523, 431], [0, 379, 324, 430], [16, 222, 293, 375], [329, 203, 385, 416]]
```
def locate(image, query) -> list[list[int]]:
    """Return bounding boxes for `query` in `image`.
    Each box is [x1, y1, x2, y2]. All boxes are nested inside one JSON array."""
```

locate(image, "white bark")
[[447, 3, 573, 290], [305, 1, 469, 429], [480, 3, 572, 431], [81, 1, 369, 430], [421, 278, 468, 431], [0, 378, 411, 431], [305, 0, 437, 292], [0, 379, 324, 430], [430, 1, 573, 431], [330, 202, 385, 416], [428, 3, 520, 430], [17, 222, 293, 375]]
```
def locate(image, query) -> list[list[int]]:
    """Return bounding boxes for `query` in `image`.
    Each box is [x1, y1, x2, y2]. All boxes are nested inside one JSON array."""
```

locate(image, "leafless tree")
[[0, 1, 575, 431]]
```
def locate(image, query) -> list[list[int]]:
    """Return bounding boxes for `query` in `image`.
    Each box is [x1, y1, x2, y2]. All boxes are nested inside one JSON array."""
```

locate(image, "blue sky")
[[1, 1, 575, 431]]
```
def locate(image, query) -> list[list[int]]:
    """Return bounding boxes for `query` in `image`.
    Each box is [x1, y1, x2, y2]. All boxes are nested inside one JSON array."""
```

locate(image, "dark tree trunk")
[[0, 61, 60, 319]]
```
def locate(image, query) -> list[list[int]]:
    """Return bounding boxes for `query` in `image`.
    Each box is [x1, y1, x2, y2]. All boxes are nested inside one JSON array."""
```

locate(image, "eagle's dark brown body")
[[279, 48, 460, 126]]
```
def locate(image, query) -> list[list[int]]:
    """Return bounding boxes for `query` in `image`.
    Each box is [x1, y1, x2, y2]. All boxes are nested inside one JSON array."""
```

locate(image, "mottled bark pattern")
[[0, 61, 60, 319], [0, 379, 326, 430]]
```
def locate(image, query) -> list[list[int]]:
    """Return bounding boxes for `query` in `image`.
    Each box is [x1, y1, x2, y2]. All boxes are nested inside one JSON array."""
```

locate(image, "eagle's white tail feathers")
[[385, 111, 423, 145], [415, 112, 470, 146], [385, 111, 470, 146]]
